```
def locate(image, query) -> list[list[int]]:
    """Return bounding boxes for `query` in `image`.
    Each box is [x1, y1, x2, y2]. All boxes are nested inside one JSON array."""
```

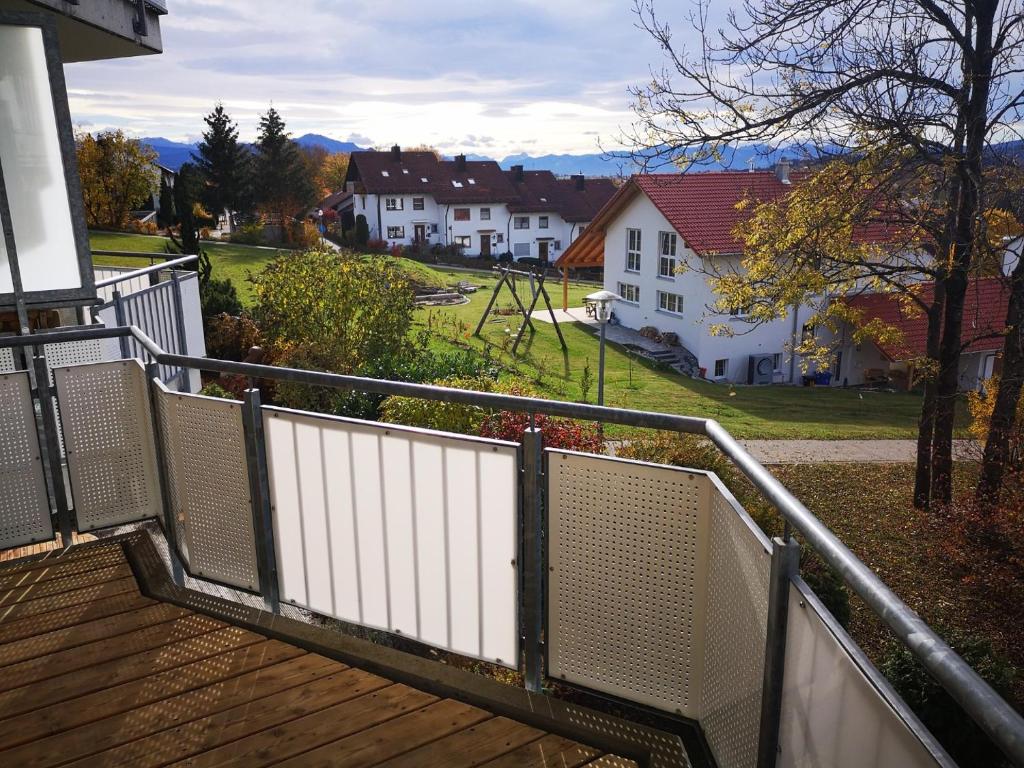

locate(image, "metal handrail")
[[3, 324, 1023, 765], [94, 255, 199, 289]]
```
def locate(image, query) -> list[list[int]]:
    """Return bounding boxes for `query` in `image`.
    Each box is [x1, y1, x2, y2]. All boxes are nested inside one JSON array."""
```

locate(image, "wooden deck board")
[[0, 541, 629, 768]]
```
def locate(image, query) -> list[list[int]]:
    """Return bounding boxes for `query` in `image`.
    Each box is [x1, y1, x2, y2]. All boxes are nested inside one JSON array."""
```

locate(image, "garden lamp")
[[586, 289, 621, 406]]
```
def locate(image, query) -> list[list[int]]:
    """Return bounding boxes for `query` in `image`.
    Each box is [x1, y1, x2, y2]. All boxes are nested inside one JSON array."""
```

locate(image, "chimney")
[[775, 157, 792, 184], [572, 174, 585, 191], [455, 154, 467, 172], [390, 144, 401, 161], [511, 164, 524, 182]]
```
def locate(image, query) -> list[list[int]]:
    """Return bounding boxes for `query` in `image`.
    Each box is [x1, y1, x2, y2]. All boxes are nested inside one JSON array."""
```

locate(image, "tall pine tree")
[[252, 107, 315, 222], [194, 103, 249, 225]]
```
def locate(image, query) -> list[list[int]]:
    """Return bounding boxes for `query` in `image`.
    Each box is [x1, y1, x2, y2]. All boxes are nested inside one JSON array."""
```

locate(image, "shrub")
[[366, 238, 389, 253], [199, 381, 236, 400], [380, 374, 500, 435], [287, 220, 322, 249], [252, 249, 416, 416], [199, 227, 213, 240], [230, 222, 266, 245], [881, 629, 1017, 766], [204, 313, 261, 361], [480, 408, 604, 452], [355, 214, 370, 247], [200, 277, 243, 323]]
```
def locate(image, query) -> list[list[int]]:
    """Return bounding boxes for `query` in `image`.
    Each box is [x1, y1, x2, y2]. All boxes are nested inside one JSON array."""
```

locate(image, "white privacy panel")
[[547, 451, 711, 717], [0, 372, 53, 548], [700, 478, 772, 768], [778, 580, 948, 768], [264, 408, 519, 667], [155, 384, 259, 590], [0, 25, 82, 295], [53, 360, 161, 531]]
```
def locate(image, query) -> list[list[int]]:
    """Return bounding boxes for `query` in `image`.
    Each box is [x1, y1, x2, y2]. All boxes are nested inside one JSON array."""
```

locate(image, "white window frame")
[[387, 226, 405, 239], [413, 197, 425, 211], [454, 208, 471, 222], [480, 207, 491, 221], [539, 216, 549, 229], [385, 197, 403, 211], [659, 255, 676, 279], [626, 228, 642, 272], [513, 242, 531, 257], [657, 290, 683, 315], [714, 359, 729, 379], [514, 216, 530, 230], [454, 235, 472, 248], [617, 282, 640, 304], [659, 231, 677, 256]]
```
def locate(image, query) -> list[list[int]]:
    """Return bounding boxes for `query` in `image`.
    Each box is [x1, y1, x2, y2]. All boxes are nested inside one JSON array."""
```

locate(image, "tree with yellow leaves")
[[76, 130, 158, 230]]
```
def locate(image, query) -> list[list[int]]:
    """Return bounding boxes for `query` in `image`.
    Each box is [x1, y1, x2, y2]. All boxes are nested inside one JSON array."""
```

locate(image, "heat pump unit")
[[748, 354, 775, 385]]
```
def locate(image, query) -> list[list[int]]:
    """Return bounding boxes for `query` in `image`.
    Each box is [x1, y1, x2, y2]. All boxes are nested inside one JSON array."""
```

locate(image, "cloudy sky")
[[63, 0, 672, 158]]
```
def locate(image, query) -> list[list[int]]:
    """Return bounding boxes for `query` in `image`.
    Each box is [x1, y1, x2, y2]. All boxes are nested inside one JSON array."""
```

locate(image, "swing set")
[[474, 265, 567, 354]]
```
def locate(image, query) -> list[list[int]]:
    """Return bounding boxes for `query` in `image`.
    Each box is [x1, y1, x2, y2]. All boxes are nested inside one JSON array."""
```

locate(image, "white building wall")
[[354, 193, 442, 247], [603, 194, 813, 384], [442, 203, 510, 256], [507, 212, 572, 262]]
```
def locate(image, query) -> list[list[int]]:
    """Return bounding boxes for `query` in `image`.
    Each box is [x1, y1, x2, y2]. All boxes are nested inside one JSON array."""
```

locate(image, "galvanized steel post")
[[521, 426, 545, 692], [32, 355, 73, 547], [757, 535, 800, 768], [144, 362, 180, 568], [242, 387, 280, 612], [169, 272, 189, 392], [112, 289, 130, 359]]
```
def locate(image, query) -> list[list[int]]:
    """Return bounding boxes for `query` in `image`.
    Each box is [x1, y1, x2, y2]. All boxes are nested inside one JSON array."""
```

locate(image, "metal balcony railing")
[[0, 324, 1021, 768]]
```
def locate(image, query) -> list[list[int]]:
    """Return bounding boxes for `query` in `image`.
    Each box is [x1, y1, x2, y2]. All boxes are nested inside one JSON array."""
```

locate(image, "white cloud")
[[61, 0, 664, 157]]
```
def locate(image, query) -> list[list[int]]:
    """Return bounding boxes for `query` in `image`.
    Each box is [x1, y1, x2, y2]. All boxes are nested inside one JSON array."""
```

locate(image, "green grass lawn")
[[89, 231, 292, 305], [414, 270, 964, 439], [89, 235, 962, 439]]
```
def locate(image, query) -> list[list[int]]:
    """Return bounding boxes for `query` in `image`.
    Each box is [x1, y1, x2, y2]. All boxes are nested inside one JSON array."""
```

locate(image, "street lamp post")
[[586, 290, 621, 406]]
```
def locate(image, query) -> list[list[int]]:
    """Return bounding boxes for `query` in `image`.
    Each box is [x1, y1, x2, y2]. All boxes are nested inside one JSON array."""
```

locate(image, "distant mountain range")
[[142, 135, 1024, 177], [143, 133, 366, 170]]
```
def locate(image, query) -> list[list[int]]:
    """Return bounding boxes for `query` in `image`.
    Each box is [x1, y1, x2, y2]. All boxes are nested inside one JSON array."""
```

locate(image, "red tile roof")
[[434, 160, 520, 204], [634, 172, 810, 255], [556, 170, 901, 268], [346, 151, 440, 195], [842, 278, 1010, 360]]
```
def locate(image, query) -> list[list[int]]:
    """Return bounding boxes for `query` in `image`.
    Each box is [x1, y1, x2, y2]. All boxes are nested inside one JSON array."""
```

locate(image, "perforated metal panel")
[[264, 408, 519, 667], [778, 580, 948, 768], [155, 384, 259, 590], [0, 372, 53, 548], [0, 346, 15, 373], [547, 450, 711, 717], [53, 360, 161, 531], [700, 478, 772, 768]]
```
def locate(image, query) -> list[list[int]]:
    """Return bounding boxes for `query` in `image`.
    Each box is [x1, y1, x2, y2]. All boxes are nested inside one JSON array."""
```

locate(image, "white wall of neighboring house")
[[442, 203, 509, 256], [602, 193, 812, 384], [507, 212, 571, 261], [353, 193, 443, 247]]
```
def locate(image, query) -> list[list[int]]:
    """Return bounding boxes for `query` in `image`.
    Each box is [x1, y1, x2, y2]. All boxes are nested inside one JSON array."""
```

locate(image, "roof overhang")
[[0, 0, 166, 61]]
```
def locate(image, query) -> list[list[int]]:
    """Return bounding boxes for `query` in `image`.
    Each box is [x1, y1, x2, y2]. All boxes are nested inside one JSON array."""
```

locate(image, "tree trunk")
[[976, 260, 1024, 506], [931, 3, 996, 506], [914, 290, 945, 509]]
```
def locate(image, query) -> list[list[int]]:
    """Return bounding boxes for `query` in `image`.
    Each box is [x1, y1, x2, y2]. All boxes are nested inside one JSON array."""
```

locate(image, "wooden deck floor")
[[0, 542, 634, 768]]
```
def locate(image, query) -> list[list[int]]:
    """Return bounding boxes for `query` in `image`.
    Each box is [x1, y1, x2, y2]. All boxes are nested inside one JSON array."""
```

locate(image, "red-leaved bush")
[[480, 410, 604, 453]]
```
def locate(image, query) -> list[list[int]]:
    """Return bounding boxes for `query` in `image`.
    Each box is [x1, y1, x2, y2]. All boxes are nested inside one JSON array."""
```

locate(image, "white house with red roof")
[[337, 147, 616, 260], [557, 164, 823, 384]]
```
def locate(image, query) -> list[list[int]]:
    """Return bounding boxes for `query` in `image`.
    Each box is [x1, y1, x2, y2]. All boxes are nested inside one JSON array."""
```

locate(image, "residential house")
[[338, 147, 615, 259], [557, 166, 826, 384], [834, 278, 1009, 391]]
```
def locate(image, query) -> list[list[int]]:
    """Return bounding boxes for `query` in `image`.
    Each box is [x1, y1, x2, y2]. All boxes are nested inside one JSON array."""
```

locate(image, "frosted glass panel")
[[0, 25, 82, 295]]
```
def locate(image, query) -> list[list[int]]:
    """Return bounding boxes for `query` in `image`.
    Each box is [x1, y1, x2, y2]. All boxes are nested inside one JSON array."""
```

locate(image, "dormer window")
[[540, 197, 547, 203], [421, 177, 429, 183], [467, 178, 476, 185], [402, 169, 409, 174], [381, 170, 389, 177], [452, 181, 464, 188]]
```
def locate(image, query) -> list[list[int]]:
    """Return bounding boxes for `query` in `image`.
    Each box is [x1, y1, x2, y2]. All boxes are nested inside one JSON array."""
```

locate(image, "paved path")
[[738, 439, 977, 464]]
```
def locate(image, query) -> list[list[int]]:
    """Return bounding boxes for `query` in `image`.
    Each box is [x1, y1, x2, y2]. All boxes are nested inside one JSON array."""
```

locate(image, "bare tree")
[[626, 0, 1024, 505]]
